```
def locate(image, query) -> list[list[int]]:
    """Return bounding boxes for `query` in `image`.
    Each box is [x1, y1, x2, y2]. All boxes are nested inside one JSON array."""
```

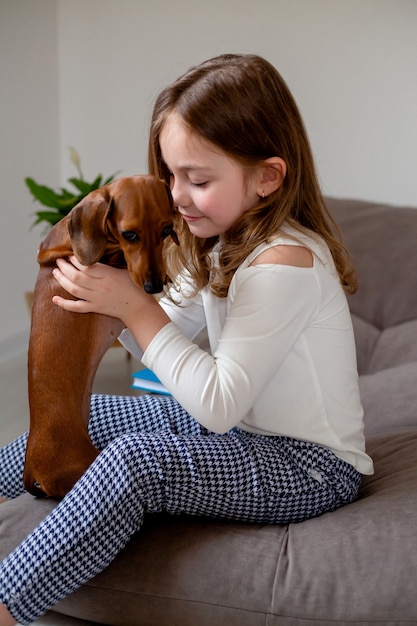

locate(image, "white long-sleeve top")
[[120, 225, 374, 475]]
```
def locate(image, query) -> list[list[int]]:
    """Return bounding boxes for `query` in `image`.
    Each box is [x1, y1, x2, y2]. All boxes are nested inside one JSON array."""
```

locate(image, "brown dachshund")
[[23, 175, 178, 498]]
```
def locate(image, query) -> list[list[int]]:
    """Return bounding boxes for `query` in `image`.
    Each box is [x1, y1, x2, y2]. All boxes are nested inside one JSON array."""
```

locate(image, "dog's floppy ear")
[[68, 188, 113, 265], [170, 229, 180, 246]]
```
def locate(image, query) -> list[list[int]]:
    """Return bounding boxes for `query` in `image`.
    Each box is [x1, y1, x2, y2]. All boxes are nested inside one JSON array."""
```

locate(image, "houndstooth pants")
[[0, 393, 361, 625]]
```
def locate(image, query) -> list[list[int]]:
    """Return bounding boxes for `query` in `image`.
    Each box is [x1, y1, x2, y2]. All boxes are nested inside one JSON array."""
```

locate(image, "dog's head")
[[38, 175, 178, 294]]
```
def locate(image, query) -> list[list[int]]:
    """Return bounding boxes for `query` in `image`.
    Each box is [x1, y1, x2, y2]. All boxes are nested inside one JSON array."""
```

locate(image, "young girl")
[[0, 53, 373, 625]]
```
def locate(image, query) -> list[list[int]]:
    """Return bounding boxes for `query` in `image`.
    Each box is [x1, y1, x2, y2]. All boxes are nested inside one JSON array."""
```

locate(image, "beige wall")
[[1, 0, 416, 359]]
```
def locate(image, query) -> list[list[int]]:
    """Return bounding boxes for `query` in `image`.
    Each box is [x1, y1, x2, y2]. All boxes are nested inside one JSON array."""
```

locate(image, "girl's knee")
[[99, 432, 168, 484], [100, 432, 144, 469], [99, 432, 170, 513]]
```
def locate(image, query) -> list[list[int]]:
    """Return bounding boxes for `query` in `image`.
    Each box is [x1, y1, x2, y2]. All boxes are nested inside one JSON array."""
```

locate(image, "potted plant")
[[26, 147, 119, 231]]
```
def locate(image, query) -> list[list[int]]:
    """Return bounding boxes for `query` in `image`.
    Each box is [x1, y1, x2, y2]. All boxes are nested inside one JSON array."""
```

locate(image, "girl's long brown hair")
[[148, 54, 357, 297]]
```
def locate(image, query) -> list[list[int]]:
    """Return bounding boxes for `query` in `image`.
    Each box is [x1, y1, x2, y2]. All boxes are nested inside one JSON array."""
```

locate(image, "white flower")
[[68, 147, 82, 178]]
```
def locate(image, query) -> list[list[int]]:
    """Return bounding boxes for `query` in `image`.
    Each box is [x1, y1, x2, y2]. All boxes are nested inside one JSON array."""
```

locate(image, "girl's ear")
[[257, 157, 287, 198]]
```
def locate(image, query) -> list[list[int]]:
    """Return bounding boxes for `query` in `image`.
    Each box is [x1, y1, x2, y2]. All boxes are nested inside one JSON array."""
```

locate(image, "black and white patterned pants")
[[0, 393, 361, 625]]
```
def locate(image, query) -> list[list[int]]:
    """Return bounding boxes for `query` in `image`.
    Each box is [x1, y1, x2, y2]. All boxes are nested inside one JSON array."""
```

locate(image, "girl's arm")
[[52, 256, 207, 356], [142, 265, 321, 432], [53, 256, 321, 433]]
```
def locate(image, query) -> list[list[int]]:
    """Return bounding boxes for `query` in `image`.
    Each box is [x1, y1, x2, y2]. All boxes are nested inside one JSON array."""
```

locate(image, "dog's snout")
[[144, 280, 164, 295]]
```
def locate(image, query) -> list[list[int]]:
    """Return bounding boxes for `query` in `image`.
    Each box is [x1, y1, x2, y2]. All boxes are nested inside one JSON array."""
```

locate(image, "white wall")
[[0, 0, 60, 360], [57, 0, 417, 203], [1, 0, 416, 360]]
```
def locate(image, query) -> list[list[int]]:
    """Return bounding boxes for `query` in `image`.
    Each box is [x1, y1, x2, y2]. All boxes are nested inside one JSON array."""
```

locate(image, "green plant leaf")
[[55, 196, 81, 211], [32, 210, 63, 227], [104, 171, 121, 185], [67, 178, 95, 195], [90, 174, 104, 190], [25, 178, 64, 209], [26, 157, 122, 231], [60, 188, 76, 199]]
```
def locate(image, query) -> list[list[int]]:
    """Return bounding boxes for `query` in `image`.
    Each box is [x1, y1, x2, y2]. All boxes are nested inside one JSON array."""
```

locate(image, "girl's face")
[[159, 113, 261, 238]]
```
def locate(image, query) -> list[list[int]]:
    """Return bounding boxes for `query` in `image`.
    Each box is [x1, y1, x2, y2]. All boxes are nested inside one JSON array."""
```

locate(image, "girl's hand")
[[52, 256, 171, 351], [52, 257, 155, 327]]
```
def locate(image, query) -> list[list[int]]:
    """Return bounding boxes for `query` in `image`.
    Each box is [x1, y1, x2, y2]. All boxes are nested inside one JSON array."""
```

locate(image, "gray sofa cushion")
[[270, 429, 417, 625], [1, 429, 417, 625], [326, 198, 417, 332], [352, 315, 417, 376], [360, 362, 417, 437]]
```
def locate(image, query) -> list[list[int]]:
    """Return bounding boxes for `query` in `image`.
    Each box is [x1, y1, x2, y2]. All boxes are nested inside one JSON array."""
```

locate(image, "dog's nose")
[[144, 280, 164, 294]]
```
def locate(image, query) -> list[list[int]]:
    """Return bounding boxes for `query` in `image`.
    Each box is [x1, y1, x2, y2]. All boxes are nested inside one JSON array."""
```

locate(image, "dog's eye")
[[161, 224, 173, 239], [122, 231, 139, 242]]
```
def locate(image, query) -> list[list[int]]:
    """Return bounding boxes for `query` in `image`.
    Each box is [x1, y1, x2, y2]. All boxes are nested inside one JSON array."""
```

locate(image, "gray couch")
[[1, 197, 417, 625]]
